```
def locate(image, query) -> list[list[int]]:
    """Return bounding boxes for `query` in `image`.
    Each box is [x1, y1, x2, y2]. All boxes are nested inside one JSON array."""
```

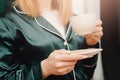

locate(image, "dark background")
[[101, 0, 120, 80]]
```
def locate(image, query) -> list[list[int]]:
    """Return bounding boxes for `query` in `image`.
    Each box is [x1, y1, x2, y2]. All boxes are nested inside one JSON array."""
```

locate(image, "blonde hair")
[[13, 0, 72, 25]]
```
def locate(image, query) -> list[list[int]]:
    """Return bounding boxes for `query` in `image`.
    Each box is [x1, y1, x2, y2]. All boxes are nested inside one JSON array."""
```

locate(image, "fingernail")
[[82, 56, 88, 58]]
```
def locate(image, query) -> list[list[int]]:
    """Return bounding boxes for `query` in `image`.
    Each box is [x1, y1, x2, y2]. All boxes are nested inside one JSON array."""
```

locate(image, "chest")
[[12, 15, 84, 61]]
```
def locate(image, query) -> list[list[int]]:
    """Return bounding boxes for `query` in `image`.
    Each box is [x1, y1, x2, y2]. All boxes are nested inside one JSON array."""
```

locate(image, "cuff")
[[82, 54, 98, 67], [32, 61, 43, 80], [81, 37, 99, 67]]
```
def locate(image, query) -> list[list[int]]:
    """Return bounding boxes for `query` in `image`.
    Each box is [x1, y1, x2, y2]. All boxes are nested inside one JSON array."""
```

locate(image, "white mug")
[[70, 13, 96, 35]]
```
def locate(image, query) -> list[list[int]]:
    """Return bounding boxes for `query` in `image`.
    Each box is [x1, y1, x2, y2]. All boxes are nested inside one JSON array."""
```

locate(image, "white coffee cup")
[[70, 13, 96, 35]]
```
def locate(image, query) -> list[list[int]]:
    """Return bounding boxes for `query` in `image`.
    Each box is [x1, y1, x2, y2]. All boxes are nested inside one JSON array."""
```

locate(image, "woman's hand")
[[41, 49, 88, 79], [85, 20, 103, 46]]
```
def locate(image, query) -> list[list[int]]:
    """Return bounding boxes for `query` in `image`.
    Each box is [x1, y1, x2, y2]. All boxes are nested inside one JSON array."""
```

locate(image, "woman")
[[0, 0, 103, 80]]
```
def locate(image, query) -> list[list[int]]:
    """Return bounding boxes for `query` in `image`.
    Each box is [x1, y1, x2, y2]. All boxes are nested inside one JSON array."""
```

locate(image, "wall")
[[101, 0, 120, 80]]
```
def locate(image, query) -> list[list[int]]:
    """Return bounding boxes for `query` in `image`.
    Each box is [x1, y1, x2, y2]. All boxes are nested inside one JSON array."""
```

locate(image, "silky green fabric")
[[0, 7, 97, 80], [0, 0, 5, 13], [0, 0, 13, 15]]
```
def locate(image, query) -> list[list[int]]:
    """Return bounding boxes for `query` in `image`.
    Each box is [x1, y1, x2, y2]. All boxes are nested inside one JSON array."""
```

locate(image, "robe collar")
[[35, 16, 73, 41], [13, 6, 73, 41]]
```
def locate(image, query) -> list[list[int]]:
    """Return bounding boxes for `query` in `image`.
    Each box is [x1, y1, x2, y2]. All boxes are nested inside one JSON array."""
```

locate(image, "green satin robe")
[[0, 7, 98, 80]]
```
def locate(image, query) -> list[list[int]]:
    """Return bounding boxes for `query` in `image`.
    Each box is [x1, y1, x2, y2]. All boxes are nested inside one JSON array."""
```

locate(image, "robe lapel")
[[36, 16, 73, 41]]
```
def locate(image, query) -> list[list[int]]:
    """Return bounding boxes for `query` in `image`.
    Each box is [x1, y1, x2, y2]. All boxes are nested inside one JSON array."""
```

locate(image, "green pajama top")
[[0, 7, 98, 80]]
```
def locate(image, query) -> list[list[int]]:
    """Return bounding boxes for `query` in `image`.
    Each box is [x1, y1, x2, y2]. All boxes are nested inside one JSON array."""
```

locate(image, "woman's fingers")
[[92, 26, 103, 40], [54, 65, 75, 75], [93, 26, 103, 32], [53, 50, 88, 61], [96, 20, 102, 27], [53, 60, 77, 68]]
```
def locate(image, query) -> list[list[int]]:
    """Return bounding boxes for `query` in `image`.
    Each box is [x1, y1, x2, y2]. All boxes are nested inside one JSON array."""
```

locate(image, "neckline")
[[13, 6, 72, 40], [41, 10, 66, 38], [35, 16, 72, 40]]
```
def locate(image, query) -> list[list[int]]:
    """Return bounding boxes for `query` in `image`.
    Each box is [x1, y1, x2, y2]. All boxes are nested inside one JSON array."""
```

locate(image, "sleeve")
[[81, 37, 99, 79], [0, 18, 43, 80]]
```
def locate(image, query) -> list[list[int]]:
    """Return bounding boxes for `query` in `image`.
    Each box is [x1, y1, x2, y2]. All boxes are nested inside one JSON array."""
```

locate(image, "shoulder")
[[0, 7, 29, 34], [0, 14, 18, 39], [0, 10, 36, 40]]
